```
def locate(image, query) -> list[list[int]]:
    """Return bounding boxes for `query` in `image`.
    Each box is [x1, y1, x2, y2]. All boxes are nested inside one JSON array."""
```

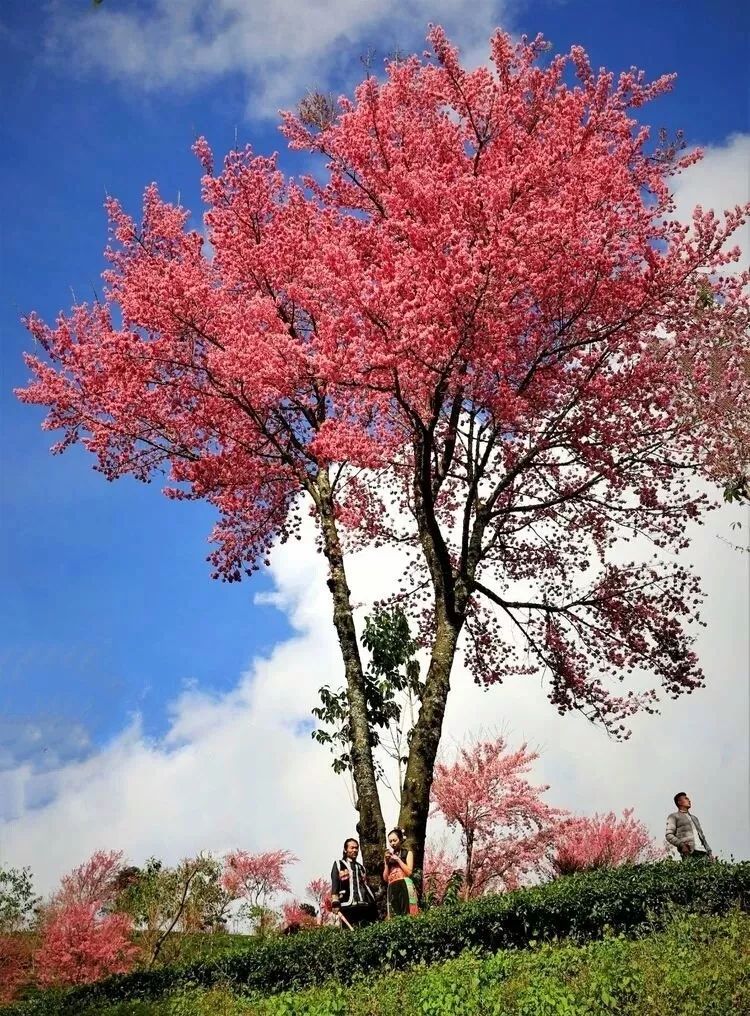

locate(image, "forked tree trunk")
[[315, 469, 386, 886], [397, 619, 460, 878]]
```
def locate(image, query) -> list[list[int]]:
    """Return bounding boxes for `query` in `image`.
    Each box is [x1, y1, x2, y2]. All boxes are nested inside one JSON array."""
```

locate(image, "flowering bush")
[[280, 901, 317, 931], [431, 736, 566, 897], [551, 809, 665, 875], [0, 934, 34, 1003], [222, 850, 296, 934], [35, 903, 138, 987]]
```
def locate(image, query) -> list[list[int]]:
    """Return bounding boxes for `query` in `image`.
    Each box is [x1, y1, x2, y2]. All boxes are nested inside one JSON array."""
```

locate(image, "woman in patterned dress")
[[382, 827, 419, 918]]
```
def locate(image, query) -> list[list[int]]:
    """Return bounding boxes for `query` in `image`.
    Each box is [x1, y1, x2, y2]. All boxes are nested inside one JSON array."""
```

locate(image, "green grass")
[[161, 933, 259, 966], [76, 910, 750, 1016], [5, 863, 748, 1014]]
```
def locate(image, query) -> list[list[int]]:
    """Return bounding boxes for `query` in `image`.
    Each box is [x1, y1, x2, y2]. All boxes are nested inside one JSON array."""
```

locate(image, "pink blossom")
[[431, 736, 567, 897], [551, 809, 665, 875], [306, 876, 333, 915], [280, 900, 317, 930], [36, 904, 138, 987], [221, 849, 296, 907], [55, 850, 125, 911], [422, 846, 462, 900]]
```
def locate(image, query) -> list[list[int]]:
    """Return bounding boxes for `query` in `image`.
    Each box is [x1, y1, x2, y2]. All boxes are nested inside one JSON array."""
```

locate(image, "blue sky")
[[1, 0, 748, 778]]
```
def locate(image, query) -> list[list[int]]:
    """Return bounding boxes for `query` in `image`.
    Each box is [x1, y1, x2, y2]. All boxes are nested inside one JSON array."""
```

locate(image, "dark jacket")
[[331, 857, 375, 908]]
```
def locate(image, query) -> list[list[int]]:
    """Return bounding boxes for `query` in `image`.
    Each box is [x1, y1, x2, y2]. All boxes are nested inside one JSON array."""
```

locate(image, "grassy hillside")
[[69, 910, 750, 1015], [4, 862, 748, 1014]]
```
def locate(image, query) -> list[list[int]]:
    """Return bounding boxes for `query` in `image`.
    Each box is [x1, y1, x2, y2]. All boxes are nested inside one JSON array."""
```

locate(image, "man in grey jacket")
[[666, 792, 713, 860]]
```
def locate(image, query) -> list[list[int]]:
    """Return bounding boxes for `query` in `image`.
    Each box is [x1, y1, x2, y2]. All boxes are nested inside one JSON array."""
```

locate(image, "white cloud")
[[672, 133, 750, 272], [0, 539, 354, 898], [1, 492, 748, 903], [44, 0, 512, 117]]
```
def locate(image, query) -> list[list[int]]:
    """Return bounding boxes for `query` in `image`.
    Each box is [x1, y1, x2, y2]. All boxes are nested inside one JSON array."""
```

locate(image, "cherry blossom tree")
[[221, 849, 296, 934], [280, 900, 317, 931], [0, 935, 34, 1004], [422, 845, 462, 905], [305, 877, 332, 915], [430, 736, 565, 897], [550, 809, 665, 876], [55, 850, 125, 910], [18, 27, 749, 875], [32, 849, 140, 988], [35, 904, 138, 987]]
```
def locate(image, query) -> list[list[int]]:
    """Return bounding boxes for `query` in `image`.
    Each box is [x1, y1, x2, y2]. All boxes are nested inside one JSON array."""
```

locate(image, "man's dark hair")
[[674, 791, 688, 807]]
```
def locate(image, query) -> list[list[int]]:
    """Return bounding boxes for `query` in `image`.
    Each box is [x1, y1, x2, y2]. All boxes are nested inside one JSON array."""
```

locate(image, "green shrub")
[[250, 910, 750, 1016], [4, 861, 748, 1014]]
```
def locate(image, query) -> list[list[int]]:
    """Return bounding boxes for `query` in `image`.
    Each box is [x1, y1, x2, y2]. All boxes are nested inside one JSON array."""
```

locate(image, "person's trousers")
[[340, 903, 376, 927], [681, 849, 708, 861]]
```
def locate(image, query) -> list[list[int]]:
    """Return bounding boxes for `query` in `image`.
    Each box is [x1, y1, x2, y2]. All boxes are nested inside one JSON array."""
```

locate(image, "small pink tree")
[[550, 809, 664, 875], [422, 845, 462, 903], [34, 849, 139, 988], [36, 904, 138, 987], [221, 849, 296, 934], [280, 900, 317, 931], [304, 873, 329, 914], [305, 877, 332, 921], [0, 935, 34, 1003], [431, 736, 565, 898], [55, 850, 125, 909]]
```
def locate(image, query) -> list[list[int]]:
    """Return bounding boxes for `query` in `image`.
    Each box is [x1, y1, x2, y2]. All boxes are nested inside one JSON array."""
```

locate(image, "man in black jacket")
[[330, 838, 377, 928]]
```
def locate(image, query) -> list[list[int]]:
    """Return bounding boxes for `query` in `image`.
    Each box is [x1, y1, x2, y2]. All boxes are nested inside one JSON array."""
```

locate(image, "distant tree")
[[305, 876, 332, 918], [55, 850, 124, 910], [221, 849, 296, 935], [550, 809, 664, 875], [36, 903, 137, 987], [33, 850, 139, 988], [0, 934, 34, 1004], [0, 865, 39, 933], [431, 735, 565, 897], [115, 854, 232, 965], [421, 845, 462, 907], [280, 900, 317, 931]]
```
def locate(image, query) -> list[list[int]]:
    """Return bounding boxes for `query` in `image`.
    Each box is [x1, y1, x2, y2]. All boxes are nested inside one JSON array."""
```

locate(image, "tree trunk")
[[315, 469, 386, 886], [464, 829, 474, 901], [398, 619, 460, 878]]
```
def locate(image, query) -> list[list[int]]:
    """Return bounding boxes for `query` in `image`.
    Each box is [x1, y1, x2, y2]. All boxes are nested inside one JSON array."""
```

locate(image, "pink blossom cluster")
[[551, 809, 665, 875], [18, 28, 748, 736], [431, 736, 566, 897], [221, 849, 296, 905], [35, 851, 138, 988]]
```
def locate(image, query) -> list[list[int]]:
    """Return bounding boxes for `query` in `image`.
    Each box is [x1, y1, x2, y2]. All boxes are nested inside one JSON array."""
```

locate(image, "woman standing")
[[383, 827, 419, 918]]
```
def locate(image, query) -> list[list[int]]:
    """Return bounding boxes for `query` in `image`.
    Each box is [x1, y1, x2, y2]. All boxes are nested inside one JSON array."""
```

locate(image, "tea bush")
[[4, 861, 748, 1015]]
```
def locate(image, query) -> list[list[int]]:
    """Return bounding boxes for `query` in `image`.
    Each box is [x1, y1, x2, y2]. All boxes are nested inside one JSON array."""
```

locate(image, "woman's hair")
[[388, 827, 406, 844], [342, 837, 359, 858]]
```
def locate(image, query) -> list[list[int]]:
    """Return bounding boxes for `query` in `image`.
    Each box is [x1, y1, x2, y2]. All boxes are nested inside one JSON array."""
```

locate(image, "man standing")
[[330, 837, 377, 928], [666, 792, 713, 861]]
